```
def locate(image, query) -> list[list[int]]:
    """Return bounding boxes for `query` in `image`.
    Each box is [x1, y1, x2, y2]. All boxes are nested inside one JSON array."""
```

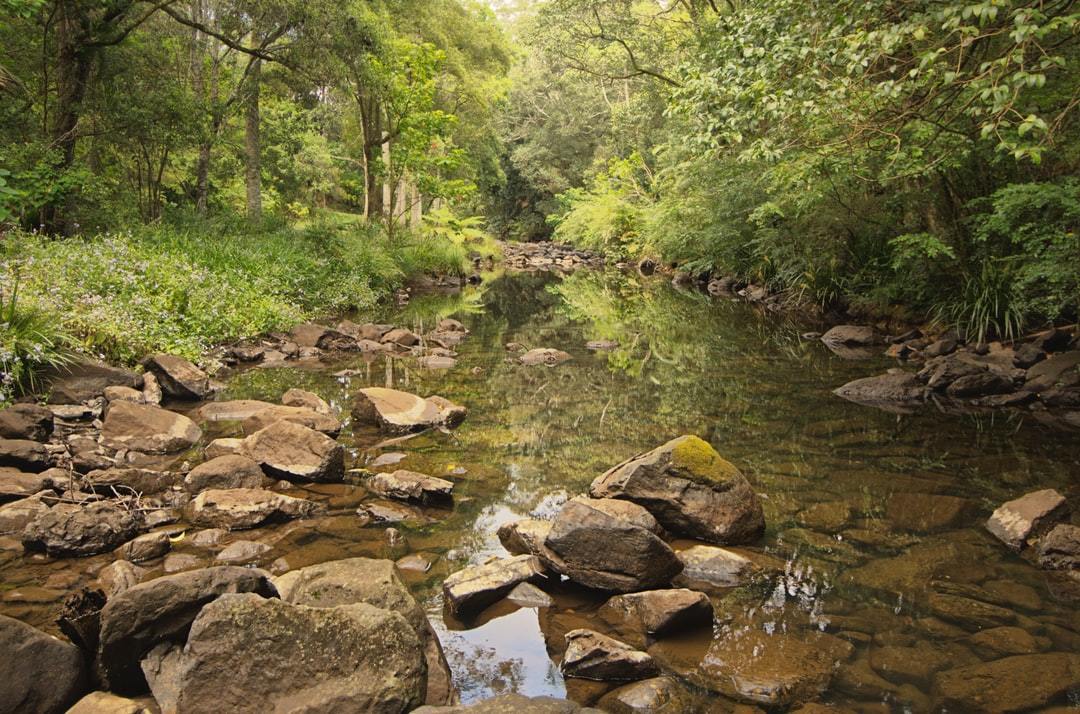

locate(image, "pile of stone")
[[828, 325, 1079, 419], [503, 242, 605, 272], [217, 317, 471, 373]]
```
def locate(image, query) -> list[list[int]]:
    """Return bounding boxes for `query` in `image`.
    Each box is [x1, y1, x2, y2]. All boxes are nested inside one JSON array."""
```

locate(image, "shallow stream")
[[3, 269, 1079, 711]]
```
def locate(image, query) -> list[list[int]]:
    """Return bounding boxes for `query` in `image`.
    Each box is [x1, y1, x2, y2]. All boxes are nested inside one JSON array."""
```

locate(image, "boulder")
[[924, 338, 958, 358], [143, 354, 210, 400], [367, 470, 454, 504], [1037, 523, 1080, 570], [821, 325, 877, 346], [215, 540, 270, 564], [673, 545, 757, 589], [316, 329, 361, 352], [1013, 343, 1046, 369], [104, 386, 145, 405], [203, 438, 245, 459], [45, 361, 142, 404], [544, 497, 682, 592], [241, 405, 342, 437], [985, 489, 1068, 550], [185, 488, 321, 530], [0, 466, 64, 502], [0, 492, 51, 535], [154, 594, 426, 713], [437, 318, 467, 333], [352, 387, 466, 433], [96, 560, 147, 598], [945, 371, 1014, 398], [242, 420, 344, 483], [101, 402, 202, 454], [933, 653, 1080, 713], [67, 692, 154, 714], [560, 629, 659, 682], [22, 501, 141, 557], [117, 532, 171, 563], [589, 435, 765, 545], [1024, 350, 1080, 392], [497, 519, 556, 561], [506, 582, 555, 608], [0, 438, 50, 472], [281, 388, 331, 415], [381, 327, 421, 347], [0, 614, 87, 714], [85, 468, 180, 496], [97, 566, 277, 692], [141, 373, 162, 406], [195, 400, 276, 422], [520, 348, 572, 366], [289, 323, 329, 348], [833, 372, 928, 408], [598, 589, 712, 642], [596, 677, 697, 714], [0, 403, 53, 441], [274, 557, 455, 705], [183, 455, 269, 492], [442, 555, 545, 618]]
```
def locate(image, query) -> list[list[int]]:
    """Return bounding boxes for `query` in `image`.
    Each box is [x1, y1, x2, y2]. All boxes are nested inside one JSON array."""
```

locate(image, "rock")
[[561, 629, 659, 681], [968, 627, 1040, 658], [1025, 350, 1080, 391], [101, 402, 202, 454], [157, 593, 426, 713], [985, 489, 1068, 550], [273, 556, 454, 705], [195, 400, 276, 422], [117, 531, 171, 563], [316, 329, 360, 352], [589, 435, 765, 545], [143, 354, 210, 400], [598, 589, 712, 641], [418, 355, 457, 369], [104, 386, 145, 405], [544, 497, 682, 592], [1037, 523, 1080, 570], [933, 653, 1080, 713], [85, 468, 180, 496], [381, 327, 421, 347], [497, 519, 556, 560], [186, 488, 321, 530], [203, 437, 245, 459], [0, 466, 64, 501], [415, 695, 601, 713], [289, 323, 329, 348], [357, 501, 425, 525], [366, 469, 454, 504], [0, 438, 49, 472], [868, 642, 953, 686], [597, 677, 696, 714], [506, 582, 555, 608], [924, 339, 958, 358], [797, 501, 852, 532], [215, 540, 270, 564], [0, 493, 51, 535], [585, 340, 619, 351], [0, 613, 87, 713], [22, 501, 141, 557], [946, 371, 1014, 398], [45, 361, 142, 404], [821, 325, 877, 346], [97, 560, 146, 598], [927, 592, 1015, 630], [183, 455, 269, 492], [97, 566, 277, 691], [437, 318, 467, 333], [442, 554, 545, 618], [1013, 343, 1046, 369], [141, 373, 162, 405], [352, 387, 466, 432], [242, 420, 344, 483], [281, 388, 331, 415], [833, 372, 928, 408], [241, 405, 342, 437], [162, 553, 202, 573], [887, 492, 974, 532], [370, 452, 407, 468], [67, 692, 154, 714], [0, 403, 53, 441], [673, 545, 757, 588], [520, 348, 572, 366]]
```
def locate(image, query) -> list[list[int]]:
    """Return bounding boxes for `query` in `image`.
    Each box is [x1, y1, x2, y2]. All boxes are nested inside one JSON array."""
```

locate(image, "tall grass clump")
[[0, 263, 73, 403]]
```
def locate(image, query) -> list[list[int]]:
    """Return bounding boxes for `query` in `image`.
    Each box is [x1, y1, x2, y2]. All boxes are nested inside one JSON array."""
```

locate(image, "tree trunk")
[[357, 91, 383, 220], [244, 58, 262, 220]]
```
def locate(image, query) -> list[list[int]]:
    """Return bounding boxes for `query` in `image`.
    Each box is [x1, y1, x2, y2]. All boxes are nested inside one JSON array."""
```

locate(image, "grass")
[[0, 210, 482, 367]]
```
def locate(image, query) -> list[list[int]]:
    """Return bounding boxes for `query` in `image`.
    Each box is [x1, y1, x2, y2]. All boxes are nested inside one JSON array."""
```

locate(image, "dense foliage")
[[497, 0, 1080, 338]]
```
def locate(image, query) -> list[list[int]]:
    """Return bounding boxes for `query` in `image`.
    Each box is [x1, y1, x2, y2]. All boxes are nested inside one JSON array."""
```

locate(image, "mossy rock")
[[667, 435, 743, 486]]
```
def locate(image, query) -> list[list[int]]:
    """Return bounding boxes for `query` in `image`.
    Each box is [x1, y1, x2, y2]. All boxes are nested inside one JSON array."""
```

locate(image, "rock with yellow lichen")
[[589, 435, 765, 545]]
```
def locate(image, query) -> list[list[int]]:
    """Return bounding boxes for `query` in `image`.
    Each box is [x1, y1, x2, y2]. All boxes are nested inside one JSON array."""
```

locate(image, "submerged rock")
[[589, 435, 765, 545], [185, 488, 321, 530], [985, 489, 1068, 551], [597, 676, 697, 714], [353, 387, 466, 432], [153, 593, 426, 713], [97, 566, 277, 692], [101, 402, 202, 454], [544, 497, 682, 592], [22, 501, 141, 557], [933, 653, 1080, 713], [1037, 523, 1080, 570], [560, 629, 659, 682], [442, 554, 545, 618], [520, 348, 572, 366], [414, 694, 601, 713]]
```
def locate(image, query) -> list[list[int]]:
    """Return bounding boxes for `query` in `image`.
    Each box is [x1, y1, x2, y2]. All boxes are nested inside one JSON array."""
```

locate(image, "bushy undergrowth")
[[0, 212, 477, 365]]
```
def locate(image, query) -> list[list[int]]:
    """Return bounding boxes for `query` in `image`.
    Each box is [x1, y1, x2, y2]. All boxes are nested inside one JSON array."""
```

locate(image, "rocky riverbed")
[[1, 266, 1078, 713]]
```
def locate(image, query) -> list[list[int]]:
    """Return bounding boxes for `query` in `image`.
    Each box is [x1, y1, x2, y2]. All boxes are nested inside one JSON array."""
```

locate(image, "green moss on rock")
[[667, 435, 742, 485]]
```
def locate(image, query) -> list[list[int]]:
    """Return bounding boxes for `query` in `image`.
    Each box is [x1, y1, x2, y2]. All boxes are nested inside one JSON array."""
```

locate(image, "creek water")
[[2, 268, 1078, 711]]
